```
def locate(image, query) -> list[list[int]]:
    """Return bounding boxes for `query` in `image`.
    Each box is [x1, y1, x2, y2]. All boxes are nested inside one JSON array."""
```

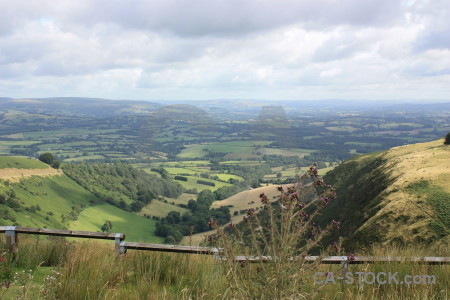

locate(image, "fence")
[[1, 226, 449, 268]]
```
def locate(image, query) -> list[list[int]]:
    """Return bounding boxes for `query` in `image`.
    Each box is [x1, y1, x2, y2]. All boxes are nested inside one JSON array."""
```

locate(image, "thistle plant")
[[209, 164, 339, 299]]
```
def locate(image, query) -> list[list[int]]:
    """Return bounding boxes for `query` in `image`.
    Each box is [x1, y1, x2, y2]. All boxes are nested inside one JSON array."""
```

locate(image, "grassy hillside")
[[0, 174, 97, 228], [0, 157, 164, 242], [63, 162, 183, 211], [318, 138, 450, 250], [0, 156, 48, 169], [69, 204, 163, 243]]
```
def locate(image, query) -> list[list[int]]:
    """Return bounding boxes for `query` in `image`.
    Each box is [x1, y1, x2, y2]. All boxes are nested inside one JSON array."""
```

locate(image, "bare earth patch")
[[0, 167, 62, 181]]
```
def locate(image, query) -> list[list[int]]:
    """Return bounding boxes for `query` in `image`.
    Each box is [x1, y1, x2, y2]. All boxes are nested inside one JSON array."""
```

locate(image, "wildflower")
[[308, 165, 318, 178], [332, 242, 339, 253], [208, 218, 216, 228], [227, 223, 235, 230], [320, 196, 330, 204], [290, 192, 299, 201], [314, 178, 325, 187], [348, 254, 356, 262], [0, 257, 5, 263], [208, 234, 215, 242], [260, 193, 269, 205], [332, 220, 341, 229]]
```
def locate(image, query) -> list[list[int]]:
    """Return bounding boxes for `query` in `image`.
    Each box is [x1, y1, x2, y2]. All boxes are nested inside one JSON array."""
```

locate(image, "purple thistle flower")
[[332, 220, 341, 229], [247, 208, 256, 216], [332, 242, 339, 253]]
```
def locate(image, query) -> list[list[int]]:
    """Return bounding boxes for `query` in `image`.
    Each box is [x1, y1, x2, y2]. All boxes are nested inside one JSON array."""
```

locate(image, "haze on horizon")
[[0, 0, 449, 102]]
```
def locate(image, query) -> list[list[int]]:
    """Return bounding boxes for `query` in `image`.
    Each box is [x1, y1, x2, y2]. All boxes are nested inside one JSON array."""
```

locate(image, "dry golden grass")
[[356, 138, 450, 245], [181, 184, 293, 245], [0, 167, 62, 182]]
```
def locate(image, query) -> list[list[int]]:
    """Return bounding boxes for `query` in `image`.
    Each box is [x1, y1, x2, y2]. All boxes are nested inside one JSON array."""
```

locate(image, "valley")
[[0, 97, 449, 248]]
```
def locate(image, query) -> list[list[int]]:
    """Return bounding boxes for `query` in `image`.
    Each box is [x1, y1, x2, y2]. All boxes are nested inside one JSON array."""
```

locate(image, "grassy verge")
[[0, 237, 447, 299]]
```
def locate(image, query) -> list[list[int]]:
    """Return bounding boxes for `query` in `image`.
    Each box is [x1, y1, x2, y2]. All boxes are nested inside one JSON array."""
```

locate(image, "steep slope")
[[318, 138, 450, 250], [0, 157, 162, 242]]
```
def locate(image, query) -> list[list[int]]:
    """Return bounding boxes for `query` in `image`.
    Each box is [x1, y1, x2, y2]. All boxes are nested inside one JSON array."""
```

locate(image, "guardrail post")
[[5, 226, 18, 259], [341, 257, 349, 291], [115, 233, 124, 255], [119, 241, 127, 255], [212, 247, 220, 261]]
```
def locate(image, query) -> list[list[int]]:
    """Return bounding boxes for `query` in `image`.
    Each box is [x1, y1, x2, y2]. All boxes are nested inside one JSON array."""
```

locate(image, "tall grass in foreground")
[[0, 237, 448, 299], [209, 164, 340, 299]]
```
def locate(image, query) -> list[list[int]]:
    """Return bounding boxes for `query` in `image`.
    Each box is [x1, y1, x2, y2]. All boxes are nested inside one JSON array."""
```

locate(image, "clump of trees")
[[155, 189, 231, 243], [38, 152, 61, 169], [63, 162, 183, 212], [101, 221, 113, 232], [445, 132, 450, 145]]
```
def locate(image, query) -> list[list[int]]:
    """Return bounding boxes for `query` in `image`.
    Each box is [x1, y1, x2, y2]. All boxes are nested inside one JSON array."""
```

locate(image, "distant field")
[[220, 160, 262, 166], [259, 148, 316, 157], [173, 175, 232, 192], [70, 204, 163, 243], [264, 168, 298, 178], [0, 156, 48, 169], [177, 144, 208, 158], [325, 126, 358, 132], [177, 141, 271, 158], [215, 174, 243, 181], [265, 166, 335, 178], [139, 200, 189, 218], [163, 193, 196, 205], [164, 167, 200, 175], [64, 155, 105, 162]]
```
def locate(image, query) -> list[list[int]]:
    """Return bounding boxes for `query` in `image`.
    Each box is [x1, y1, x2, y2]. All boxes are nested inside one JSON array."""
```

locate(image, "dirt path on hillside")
[[0, 168, 62, 181]]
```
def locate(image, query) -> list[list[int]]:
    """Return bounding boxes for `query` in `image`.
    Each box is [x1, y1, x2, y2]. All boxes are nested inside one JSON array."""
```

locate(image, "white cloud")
[[0, 0, 449, 100]]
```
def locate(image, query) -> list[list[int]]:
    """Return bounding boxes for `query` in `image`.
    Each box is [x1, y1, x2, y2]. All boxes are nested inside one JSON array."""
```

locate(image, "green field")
[[164, 167, 201, 175], [139, 199, 189, 218], [64, 155, 105, 162], [163, 193, 197, 205], [176, 144, 208, 158], [325, 126, 358, 132], [0, 156, 48, 169], [259, 148, 316, 157], [220, 160, 262, 166], [177, 141, 272, 158], [215, 174, 244, 181], [174, 175, 232, 192], [70, 204, 163, 243]]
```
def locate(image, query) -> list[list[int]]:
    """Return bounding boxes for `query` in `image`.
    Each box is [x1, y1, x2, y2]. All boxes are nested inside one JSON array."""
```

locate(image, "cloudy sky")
[[0, 0, 449, 101]]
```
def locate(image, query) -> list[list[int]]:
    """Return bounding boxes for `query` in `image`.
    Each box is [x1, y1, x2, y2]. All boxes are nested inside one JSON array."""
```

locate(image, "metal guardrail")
[[1, 226, 449, 266]]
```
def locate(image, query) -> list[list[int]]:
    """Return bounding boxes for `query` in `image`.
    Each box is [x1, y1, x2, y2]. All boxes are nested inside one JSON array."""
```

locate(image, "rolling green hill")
[[0, 157, 164, 242], [0, 156, 48, 169], [317, 138, 450, 250]]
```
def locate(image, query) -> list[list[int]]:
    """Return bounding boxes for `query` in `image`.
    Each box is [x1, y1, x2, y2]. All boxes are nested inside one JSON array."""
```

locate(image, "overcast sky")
[[0, 0, 449, 101]]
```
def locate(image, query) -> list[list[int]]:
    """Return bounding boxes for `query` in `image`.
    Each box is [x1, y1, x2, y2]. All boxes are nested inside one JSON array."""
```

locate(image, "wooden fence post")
[[5, 226, 18, 259]]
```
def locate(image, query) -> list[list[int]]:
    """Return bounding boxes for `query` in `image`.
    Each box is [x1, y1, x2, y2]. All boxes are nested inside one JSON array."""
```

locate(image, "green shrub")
[[445, 132, 450, 145]]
